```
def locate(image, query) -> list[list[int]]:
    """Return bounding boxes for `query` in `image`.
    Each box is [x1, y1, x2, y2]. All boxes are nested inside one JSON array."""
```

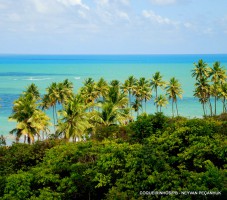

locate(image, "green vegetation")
[[0, 60, 226, 199], [1, 114, 226, 199]]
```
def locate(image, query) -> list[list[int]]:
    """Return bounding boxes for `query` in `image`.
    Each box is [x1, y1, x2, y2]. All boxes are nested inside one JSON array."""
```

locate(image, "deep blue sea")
[[1, 54, 227, 144]]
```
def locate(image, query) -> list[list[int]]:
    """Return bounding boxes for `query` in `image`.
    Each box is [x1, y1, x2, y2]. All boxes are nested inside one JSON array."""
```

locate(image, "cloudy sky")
[[0, 0, 227, 54]]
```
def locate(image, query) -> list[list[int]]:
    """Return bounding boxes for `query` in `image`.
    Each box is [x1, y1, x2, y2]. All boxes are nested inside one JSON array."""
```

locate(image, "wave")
[[23, 77, 53, 81], [74, 77, 81, 80]]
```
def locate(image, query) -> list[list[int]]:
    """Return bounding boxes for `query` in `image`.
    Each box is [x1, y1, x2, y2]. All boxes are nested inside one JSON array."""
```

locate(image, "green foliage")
[[128, 112, 169, 143], [1, 116, 226, 199]]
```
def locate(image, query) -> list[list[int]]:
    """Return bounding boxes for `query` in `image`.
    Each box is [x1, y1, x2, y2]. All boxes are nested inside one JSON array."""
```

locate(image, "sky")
[[0, 0, 227, 54]]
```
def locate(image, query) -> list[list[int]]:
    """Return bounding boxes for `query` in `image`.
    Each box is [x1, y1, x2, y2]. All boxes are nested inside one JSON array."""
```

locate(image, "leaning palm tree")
[[57, 95, 91, 141], [166, 77, 183, 117], [154, 94, 168, 112], [150, 72, 166, 111]]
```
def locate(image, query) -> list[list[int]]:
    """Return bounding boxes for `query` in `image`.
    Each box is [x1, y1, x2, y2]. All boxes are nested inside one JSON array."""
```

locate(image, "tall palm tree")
[[121, 76, 137, 112], [154, 94, 168, 112], [42, 82, 59, 130], [166, 77, 183, 117], [219, 83, 227, 113], [134, 77, 151, 113], [150, 72, 166, 111], [209, 61, 227, 115], [193, 77, 211, 116]]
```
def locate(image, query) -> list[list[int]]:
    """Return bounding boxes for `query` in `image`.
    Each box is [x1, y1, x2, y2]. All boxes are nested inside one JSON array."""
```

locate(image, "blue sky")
[[0, 0, 227, 54]]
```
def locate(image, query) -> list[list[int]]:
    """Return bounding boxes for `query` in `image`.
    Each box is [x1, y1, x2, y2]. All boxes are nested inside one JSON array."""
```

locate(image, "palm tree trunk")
[[208, 98, 213, 116], [141, 99, 143, 113], [222, 99, 225, 113], [145, 98, 147, 113], [156, 87, 158, 112], [202, 103, 206, 116], [224, 98, 227, 113], [27, 136, 31, 144], [53, 106, 56, 132], [55, 105, 58, 122], [129, 91, 132, 116], [175, 100, 179, 116], [172, 99, 174, 117]]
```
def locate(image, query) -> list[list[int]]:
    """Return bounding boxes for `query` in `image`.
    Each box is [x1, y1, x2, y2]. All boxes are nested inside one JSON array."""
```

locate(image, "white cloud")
[[56, 0, 89, 9], [142, 10, 178, 26], [117, 11, 130, 21], [32, 0, 49, 13], [150, 0, 177, 5]]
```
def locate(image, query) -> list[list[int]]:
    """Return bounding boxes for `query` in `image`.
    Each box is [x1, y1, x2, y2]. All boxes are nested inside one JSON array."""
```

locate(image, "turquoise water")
[[1, 54, 227, 143]]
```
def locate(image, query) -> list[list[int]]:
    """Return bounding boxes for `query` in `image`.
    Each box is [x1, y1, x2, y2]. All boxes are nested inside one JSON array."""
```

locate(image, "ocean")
[[1, 54, 227, 144]]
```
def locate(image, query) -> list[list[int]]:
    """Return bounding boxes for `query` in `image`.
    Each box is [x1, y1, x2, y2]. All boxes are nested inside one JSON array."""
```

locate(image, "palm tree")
[[57, 95, 91, 141], [209, 61, 227, 115], [96, 77, 109, 100], [192, 59, 210, 80], [80, 78, 98, 110], [132, 98, 142, 117], [106, 85, 128, 108], [150, 72, 166, 111], [134, 77, 151, 113], [24, 83, 40, 100], [90, 102, 131, 127], [110, 79, 120, 88], [42, 82, 59, 130], [9, 93, 51, 144], [154, 95, 168, 112], [166, 77, 183, 117], [141, 86, 152, 113], [193, 77, 211, 116], [121, 76, 137, 112], [219, 83, 227, 113], [58, 79, 74, 105]]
